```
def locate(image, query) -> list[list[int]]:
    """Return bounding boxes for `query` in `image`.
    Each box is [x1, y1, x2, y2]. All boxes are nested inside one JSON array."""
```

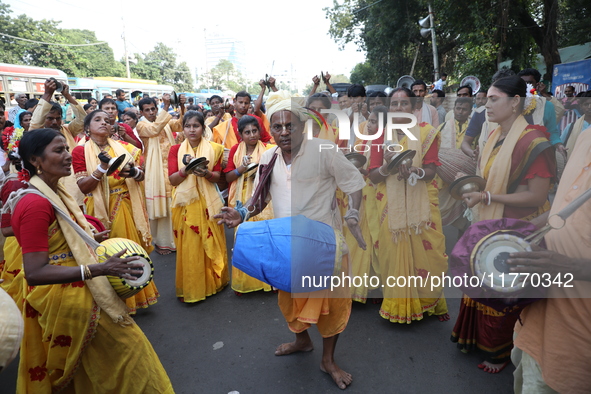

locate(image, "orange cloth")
[[514, 127, 591, 394]]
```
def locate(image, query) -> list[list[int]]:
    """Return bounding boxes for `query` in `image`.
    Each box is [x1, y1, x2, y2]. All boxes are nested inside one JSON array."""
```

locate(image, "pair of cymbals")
[[345, 152, 367, 169], [185, 157, 208, 172], [449, 175, 486, 200], [98, 153, 127, 176], [387, 149, 416, 174]]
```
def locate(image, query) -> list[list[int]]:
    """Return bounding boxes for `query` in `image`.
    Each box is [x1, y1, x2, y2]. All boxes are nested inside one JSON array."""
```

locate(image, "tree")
[[350, 62, 376, 85], [326, 0, 588, 84], [0, 2, 126, 78], [140, 43, 194, 91]]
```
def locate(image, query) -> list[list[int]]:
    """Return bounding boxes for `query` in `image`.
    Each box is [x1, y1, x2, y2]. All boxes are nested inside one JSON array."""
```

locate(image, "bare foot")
[[155, 246, 172, 255], [320, 360, 352, 390], [437, 313, 450, 322], [478, 360, 509, 374], [274, 341, 313, 356]]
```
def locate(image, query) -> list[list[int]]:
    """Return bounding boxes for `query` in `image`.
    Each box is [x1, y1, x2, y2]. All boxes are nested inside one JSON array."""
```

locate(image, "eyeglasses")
[[271, 123, 293, 133]]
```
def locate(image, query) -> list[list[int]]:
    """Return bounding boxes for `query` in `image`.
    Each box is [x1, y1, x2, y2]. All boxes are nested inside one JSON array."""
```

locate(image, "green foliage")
[[350, 62, 376, 85], [326, 0, 585, 85], [0, 2, 124, 78]]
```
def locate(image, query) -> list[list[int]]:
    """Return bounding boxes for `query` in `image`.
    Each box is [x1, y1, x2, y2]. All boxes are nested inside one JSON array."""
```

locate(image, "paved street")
[[0, 227, 514, 393]]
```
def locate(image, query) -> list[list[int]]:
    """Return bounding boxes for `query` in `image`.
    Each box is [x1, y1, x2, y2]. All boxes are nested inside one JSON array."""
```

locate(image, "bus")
[[0, 63, 68, 109], [68, 77, 175, 103]]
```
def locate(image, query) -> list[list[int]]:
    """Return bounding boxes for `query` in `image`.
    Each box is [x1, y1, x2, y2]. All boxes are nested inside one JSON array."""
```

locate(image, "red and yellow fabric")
[[72, 140, 158, 314], [12, 193, 173, 394], [452, 117, 555, 364], [368, 123, 449, 323], [212, 115, 272, 149], [0, 179, 26, 310], [225, 141, 274, 293], [168, 140, 228, 302], [344, 137, 381, 303]]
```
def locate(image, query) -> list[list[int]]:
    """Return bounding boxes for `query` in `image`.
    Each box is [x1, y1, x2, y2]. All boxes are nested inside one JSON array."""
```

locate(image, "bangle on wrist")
[[378, 166, 389, 177], [179, 168, 187, 178], [416, 167, 425, 179], [80, 265, 85, 281], [91, 173, 101, 181], [234, 169, 242, 177], [133, 169, 143, 180], [96, 165, 108, 174], [205, 171, 213, 179], [83, 265, 93, 280]]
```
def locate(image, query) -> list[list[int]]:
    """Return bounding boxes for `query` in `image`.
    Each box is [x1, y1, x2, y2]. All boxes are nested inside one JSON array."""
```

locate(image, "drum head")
[[472, 232, 532, 294], [345, 152, 367, 169], [185, 157, 207, 172], [124, 256, 152, 287], [449, 175, 486, 200], [387, 149, 416, 174], [107, 155, 126, 176]]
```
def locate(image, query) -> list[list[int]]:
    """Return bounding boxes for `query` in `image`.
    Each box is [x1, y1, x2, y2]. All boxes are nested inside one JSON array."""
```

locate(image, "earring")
[[512, 107, 516, 113], [37, 167, 43, 175]]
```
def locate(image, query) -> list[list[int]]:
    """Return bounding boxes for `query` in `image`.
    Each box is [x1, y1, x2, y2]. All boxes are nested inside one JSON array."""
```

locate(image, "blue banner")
[[553, 59, 591, 97]]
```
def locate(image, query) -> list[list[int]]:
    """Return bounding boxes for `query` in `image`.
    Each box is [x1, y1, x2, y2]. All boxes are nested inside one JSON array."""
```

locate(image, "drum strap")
[[250, 148, 279, 212], [507, 141, 553, 194]]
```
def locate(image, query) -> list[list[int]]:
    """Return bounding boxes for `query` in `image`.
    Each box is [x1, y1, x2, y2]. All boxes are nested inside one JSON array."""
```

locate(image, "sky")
[[5, 0, 366, 89]]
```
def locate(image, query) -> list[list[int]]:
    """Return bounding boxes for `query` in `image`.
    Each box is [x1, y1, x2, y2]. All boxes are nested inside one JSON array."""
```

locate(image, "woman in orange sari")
[[168, 111, 228, 303], [451, 76, 555, 373], [368, 92, 449, 324], [224, 115, 274, 294], [73, 109, 157, 314], [11, 128, 173, 393]]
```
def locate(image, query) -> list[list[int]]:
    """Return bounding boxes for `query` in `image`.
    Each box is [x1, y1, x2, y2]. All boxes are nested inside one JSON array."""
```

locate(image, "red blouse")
[[368, 133, 441, 170], [168, 144, 222, 176], [12, 194, 55, 254]]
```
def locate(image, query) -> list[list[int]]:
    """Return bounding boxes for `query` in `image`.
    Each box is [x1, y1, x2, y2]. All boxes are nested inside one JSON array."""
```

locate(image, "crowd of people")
[[0, 67, 590, 393]]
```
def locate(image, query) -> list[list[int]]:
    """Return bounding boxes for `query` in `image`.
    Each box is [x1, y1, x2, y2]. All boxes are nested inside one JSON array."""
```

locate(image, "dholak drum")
[[0, 287, 23, 372], [436, 148, 476, 184], [449, 218, 547, 312], [97, 238, 154, 299], [232, 215, 339, 292]]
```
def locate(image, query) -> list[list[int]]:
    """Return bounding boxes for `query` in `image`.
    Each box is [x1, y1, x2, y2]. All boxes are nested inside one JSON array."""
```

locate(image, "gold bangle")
[[83, 265, 93, 280]]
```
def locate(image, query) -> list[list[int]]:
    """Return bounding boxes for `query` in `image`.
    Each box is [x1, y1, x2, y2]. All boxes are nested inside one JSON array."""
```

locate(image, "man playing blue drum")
[[215, 91, 366, 390]]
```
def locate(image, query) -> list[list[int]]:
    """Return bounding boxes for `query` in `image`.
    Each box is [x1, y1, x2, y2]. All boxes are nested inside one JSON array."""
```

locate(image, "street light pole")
[[428, 3, 439, 81]]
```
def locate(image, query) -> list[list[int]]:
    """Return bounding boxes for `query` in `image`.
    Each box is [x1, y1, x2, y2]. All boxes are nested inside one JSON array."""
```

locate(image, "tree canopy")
[[0, 2, 194, 91], [326, 0, 591, 86]]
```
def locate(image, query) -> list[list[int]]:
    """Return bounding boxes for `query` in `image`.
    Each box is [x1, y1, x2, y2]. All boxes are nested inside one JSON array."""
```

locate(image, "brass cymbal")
[[449, 175, 486, 200], [387, 149, 416, 174]]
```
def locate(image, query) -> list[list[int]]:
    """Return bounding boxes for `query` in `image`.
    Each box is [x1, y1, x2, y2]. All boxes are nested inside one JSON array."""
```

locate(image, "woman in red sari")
[[451, 76, 555, 373]]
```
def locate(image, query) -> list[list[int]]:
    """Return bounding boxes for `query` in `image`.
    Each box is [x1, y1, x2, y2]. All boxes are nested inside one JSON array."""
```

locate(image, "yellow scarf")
[[143, 123, 174, 220], [29, 176, 132, 325], [172, 138, 224, 216], [385, 124, 433, 238], [228, 141, 268, 207], [478, 115, 529, 220], [83, 138, 151, 246]]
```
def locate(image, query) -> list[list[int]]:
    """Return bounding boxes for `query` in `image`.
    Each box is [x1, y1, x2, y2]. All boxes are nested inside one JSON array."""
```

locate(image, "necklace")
[[94, 140, 109, 152]]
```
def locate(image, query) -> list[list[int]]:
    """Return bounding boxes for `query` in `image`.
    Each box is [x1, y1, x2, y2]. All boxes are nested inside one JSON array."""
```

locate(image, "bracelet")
[[83, 265, 93, 280], [179, 168, 187, 178], [205, 171, 213, 179], [133, 168, 143, 180], [486, 191, 492, 206], [96, 165, 108, 174], [80, 265, 85, 281], [416, 168, 426, 179], [91, 173, 101, 181], [234, 169, 242, 177], [378, 166, 389, 177]]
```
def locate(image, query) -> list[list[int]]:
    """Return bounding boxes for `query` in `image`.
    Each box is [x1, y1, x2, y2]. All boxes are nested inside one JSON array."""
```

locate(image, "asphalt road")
[[0, 226, 514, 393]]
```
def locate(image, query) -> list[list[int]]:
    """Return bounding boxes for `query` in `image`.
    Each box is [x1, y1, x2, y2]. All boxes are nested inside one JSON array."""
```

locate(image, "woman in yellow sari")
[[368, 95, 449, 324], [451, 76, 555, 373], [168, 111, 228, 303], [73, 109, 157, 314], [11, 128, 173, 393], [224, 115, 274, 294]]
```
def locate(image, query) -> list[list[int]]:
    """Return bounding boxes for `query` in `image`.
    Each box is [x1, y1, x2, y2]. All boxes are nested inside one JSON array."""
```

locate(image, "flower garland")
[[2, 126, 24, 158], [523, 83, 538, 115]]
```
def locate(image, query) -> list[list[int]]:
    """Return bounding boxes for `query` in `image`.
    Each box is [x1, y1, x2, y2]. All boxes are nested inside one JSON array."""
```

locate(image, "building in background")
[[205, 32, 247, 75]]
